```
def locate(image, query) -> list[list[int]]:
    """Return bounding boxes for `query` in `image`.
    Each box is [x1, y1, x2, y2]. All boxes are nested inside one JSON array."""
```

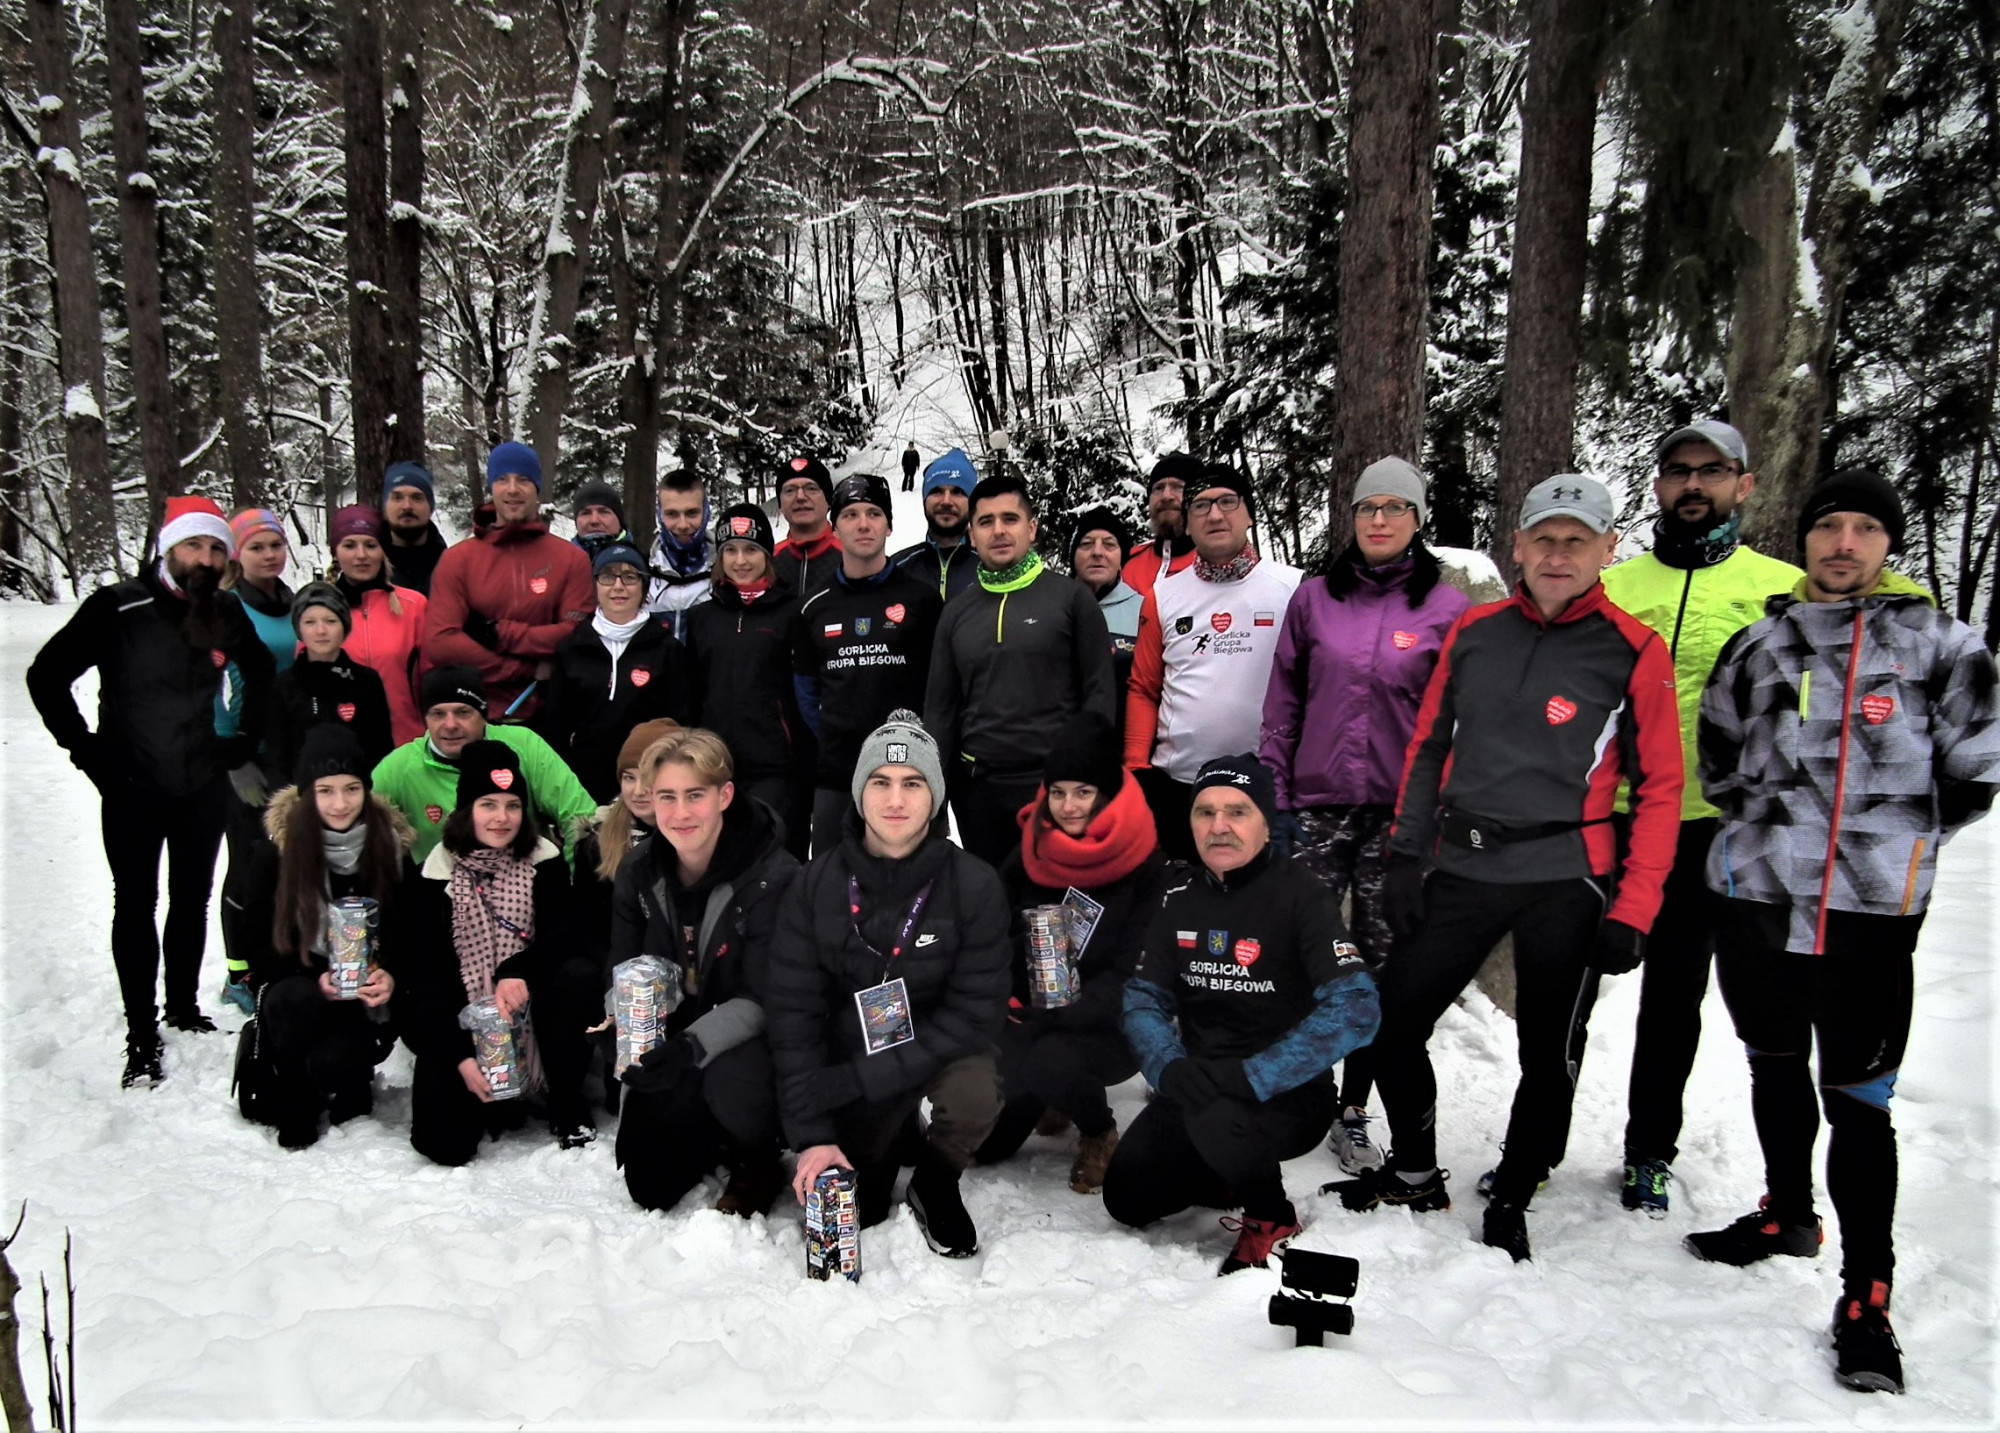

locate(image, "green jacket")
[[370, 724, 599, 864], [1603, 543, 1802, 820]]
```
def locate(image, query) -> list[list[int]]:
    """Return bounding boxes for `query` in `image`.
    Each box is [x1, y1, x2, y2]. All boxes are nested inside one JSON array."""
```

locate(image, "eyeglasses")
[[1149, 481, 1186, 498], [595, 569, 644, 588], [1188, 493, 1244, 517], [1355, 500, 1416, 520], [780, 482, 822, 501], [1658, 462, 1738, 487]]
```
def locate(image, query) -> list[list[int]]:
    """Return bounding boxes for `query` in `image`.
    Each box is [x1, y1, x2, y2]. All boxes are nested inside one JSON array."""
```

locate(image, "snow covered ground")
[[1, 595, 1994, 1429]]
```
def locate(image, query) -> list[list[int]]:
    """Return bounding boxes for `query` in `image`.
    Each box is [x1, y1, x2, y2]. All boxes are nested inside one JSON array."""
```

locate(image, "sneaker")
[[221, 978, 256, 1017], [1482, 1199, 1531, 1263], [1069, 1126, 1119, 1195], [1685, 1198, 1824, 1266], [1322, 1165, 1451, 1213], [1217, 1213, 1301, 1276], [1621, 1159, 1672, 1217], [1328, 1107, 1385, 1175], [1475, 1167, 1548, 1200], [164, 1007, 218, 1034], [1832, 1281, 1903, 1393], [714, 1157, 787, 1219], [120, 1030, 163, 1089], [907, 1156, 978, 1258]]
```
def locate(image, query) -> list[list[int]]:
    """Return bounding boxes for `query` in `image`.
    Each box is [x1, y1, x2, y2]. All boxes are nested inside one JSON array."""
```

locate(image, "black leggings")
[[616, 1039, 780, 1211], [1102, 1081, 1334, 1226], [1622, 818, 1721, 1164], [977, 1020, 1138, 1161], [1715, 906, 1917, 1291], [101, 775, 229, 1031]]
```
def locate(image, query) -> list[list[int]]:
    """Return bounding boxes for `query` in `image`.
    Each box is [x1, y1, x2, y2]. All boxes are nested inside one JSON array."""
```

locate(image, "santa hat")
[[158, 496, 233, 554]]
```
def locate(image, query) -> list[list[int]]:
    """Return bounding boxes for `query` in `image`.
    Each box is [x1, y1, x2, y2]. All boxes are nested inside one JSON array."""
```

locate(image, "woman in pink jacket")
[[329, 504, 429, 745]]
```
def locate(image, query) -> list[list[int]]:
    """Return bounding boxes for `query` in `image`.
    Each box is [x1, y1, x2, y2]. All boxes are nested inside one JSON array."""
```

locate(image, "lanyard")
[[848, 874, 934, 979]]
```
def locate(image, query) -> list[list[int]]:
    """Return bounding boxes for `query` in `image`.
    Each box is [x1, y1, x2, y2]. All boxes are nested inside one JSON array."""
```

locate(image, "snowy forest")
[[0, 0, 1995, 638]]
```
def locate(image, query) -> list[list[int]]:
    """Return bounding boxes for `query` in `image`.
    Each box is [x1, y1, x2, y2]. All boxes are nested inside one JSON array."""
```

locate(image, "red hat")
[[331, 504, 383, 544], [158, 496, 233, 554]]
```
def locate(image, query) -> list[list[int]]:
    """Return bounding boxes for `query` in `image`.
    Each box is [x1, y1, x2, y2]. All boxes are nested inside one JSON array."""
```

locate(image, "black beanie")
[[1191, 463, 1255, 518], [713, 502, 775, 554], [1069, 506, 1130, 558], [831, 472, 894, 524], [1148, 451, 1204, 491], [1797, 468, 1905, 552], [419, 664, 487, 716], [782, 455, 834, 503], [295, 724, 372, 792], [455, 739, 530, 809], [1042, 712, 1122, 794], [573, 480, 626, 530], [290, 581, 352, 637], [1191, 752, 1278, 829]]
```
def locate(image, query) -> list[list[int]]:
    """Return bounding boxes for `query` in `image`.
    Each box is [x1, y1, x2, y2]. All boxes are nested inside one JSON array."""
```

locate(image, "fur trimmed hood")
[[263, 783, 418, 855]]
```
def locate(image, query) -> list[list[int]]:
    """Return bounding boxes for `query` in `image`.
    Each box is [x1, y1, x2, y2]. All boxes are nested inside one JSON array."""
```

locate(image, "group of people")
[[24, 421, 1996, 1399]]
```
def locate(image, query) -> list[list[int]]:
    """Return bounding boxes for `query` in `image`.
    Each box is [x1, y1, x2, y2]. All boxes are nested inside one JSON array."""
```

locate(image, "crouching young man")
[[1104, 754, 1381, 1275], [766, 711, 1012, 1258]]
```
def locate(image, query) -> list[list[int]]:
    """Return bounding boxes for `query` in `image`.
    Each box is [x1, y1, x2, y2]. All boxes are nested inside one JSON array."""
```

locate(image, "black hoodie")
[[685, 576, 807, 783]]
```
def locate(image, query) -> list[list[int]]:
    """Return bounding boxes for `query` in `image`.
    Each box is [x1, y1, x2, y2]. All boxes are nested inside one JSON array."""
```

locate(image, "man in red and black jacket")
[[1328, 474, 1682, 1265]]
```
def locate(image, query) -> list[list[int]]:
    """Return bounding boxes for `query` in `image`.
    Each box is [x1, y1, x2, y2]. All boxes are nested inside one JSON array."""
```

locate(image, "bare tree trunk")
[[987, 217, 1008, 429], [343, 0, 394, 507], [1491, 0, 1613, 582], [1729, 0, 1914, 562], [210, 0, 274, 510], [0, 1206, 32, 1433], [385, 0, 427, 467], [1328, 0, 1441, 518], [620, 0, 686, 554], [0, 167, 31, 597], [889, 226, 906, 385], [25, 0, 118, 575]]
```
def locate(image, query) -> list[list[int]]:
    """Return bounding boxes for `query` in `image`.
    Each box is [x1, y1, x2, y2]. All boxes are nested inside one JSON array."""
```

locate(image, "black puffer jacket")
[[684, 578, 806, 783], [264, 652, 395, 786], [541, 615, 693, 803], [765, 818, 1011, 1150], [996, 845, 1168, 1037]]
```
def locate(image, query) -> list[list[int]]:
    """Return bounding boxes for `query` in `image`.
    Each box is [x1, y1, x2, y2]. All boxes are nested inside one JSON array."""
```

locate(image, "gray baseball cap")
[[1654, 419, 1749, 468], [1519, 474, 1615, 534]]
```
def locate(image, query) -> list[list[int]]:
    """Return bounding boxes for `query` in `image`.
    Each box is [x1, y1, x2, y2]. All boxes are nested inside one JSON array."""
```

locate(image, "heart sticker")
[[1233, 938, 1261, 968], [1210, 612, 1233, 634], [1392, 630, 1418, 650], [425, 805, 444, 824], [885, 604, 906, 624], [210, 649, 227, 668], [1861, 694, 1895, 725], [1545, 696, 1577, 725], [629, 668, 651, 687], [530, 576, 548, 595], [490, 769, 514, 790], [337, 703, 356, 722]]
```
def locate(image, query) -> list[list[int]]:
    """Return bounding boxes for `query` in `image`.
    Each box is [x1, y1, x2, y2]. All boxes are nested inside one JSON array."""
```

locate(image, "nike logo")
[[914, 933, 939, 947]]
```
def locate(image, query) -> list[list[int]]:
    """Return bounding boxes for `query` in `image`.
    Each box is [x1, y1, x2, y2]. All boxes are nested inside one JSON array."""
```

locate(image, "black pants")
[[1134, 767, 1197, 864], [1371, 870, 1605, 1206], [218, 787, 271, 986], [1102, 1081, 1334, 1226], [1622, 818, 1721, 1164], [829, 1052, 1004, 1225], [616, 1039, 780, 1211], [949, 770, 1042, 868], [258, 973, 395, 1124], [101, 775, 230, 1033], [976, 1019, 1139, 1161], [1715, 907, 1917, 1291], [1295, 804, 1395, 1110]]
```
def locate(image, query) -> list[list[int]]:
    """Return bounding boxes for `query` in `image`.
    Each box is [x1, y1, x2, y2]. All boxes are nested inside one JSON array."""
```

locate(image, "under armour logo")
[[1553, 485, 1582, 500]]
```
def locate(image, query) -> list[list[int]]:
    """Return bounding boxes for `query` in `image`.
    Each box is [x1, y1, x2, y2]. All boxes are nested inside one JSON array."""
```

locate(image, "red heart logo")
[[210, 649, 227, 668], [337, 703, 356, 723], [790, 457, 809, 472], [1392, 630, 1417, 650], [885, 604, 906, 624], [1545, 696, 1577, 725], [490, 769, 514, 790], [1861, 694, 1895, 725], [730, 516, 753, 536], [1210, 612, 1233, 634], [629, 668, 651, 687], [425, 805, 444, 824], [529, 576, 548, 595], [1233, 938, 1261, 968]]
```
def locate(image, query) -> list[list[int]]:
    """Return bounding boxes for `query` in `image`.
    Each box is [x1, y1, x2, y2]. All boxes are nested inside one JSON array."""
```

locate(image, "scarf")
[[593, 609, 651, 694], [447, 845, 546, 1092], [978, 551, 1044, 594], [322, 824, 366, 877], [1651, 510, 1743, 571], [654, 497, 713, 576], [729, 576, 774, 602], [1018, 774, 1158, 889], [1193, 544, 1259, 584]]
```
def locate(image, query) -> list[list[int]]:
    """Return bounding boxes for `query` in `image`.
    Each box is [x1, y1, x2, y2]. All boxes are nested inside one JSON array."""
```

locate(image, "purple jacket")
[[1260, 553, 1469, 810]]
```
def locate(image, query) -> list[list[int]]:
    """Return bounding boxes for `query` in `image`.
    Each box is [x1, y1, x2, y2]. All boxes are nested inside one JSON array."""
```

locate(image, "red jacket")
[[421, 509, 593, 718], [337, 576, 429, 745], [1121, 538, 1197, 598]]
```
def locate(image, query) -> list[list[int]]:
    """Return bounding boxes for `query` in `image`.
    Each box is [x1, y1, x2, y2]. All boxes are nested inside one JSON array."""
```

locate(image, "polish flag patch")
[[337, 703, 356, 723], [1392, 630, 1418, 650], [629, 668, 651, 688], [1861, 694, 1895, 725], [1210, 612, 1233, 634], [1176, 930, 1197, 949], [885, 604, 906, 625], [1233, 938, 1261, 968], [210, 649, 227, 668], [530, 576, 549, 595], [1253, 611, 1275, 627], [823, 622, 843, 639], [1545, 696, 1577, 725], [425, 805, 444, 824], [490, 769, 514, 791]]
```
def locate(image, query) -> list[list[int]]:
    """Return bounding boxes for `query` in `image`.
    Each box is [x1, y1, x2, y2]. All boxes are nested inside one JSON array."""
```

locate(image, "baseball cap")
[[1518, 474, 1615, 535], [1654, 420, 1749, 469]]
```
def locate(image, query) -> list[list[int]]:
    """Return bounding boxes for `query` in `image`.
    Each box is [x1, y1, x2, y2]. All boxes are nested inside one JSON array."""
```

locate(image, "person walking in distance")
[[901, 442, 921, 493]]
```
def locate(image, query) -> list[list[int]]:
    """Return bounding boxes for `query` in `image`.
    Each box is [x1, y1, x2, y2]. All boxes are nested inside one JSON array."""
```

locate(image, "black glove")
[[1193, 1056, 1256, 1102], [1271, 810, 1304, 859], [1592, 918, 1646, 975], [1385, 857, 1428, 942], [462, 612, 502, 651], [620, 1033, 699, 1094], [1158, 1057, 1222, 1110], [69, 734, 117, 791]]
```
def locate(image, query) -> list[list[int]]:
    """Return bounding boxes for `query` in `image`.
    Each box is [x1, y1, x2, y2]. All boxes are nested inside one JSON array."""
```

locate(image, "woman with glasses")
[[1258, 457, 1469, 1177], [542, 542, 691, 802]]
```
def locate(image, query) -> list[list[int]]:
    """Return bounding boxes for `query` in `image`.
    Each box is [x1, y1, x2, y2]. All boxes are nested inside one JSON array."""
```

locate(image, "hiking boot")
[[1831, 1281, 1903, 1393], [326, 1078, 375, 1127], [1218, 1210, 1301, 1276], [1475, 1166, 1548, 1200], [1069, 1126, 1119, 1195], [1322, 1165, 1450, 1213], [1621, 1159, 1672, 1217], [121, 1029, 163, 1089], [554, 1122, 598, 1151], [1034, 1108, 1074, 1138], [1685, 1198, 1824, 1266], [907, 1153, 978, 1258], [277, 1109, 323, 1150], [1327, 1106, 1385, 1175], [1482, 1199, 1531, 1263], [164, 1007, 218, 1034], [714, 1156, 787, 1219]]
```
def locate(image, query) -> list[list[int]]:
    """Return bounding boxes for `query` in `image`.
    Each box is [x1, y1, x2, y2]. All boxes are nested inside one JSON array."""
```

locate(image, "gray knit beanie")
[[1353, 456, 1428, 525], [851, 708, 946, 815]]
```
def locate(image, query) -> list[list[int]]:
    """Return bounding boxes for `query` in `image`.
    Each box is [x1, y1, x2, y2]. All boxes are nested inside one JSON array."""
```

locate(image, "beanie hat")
[[419, 664, 487, 716], [831, 473, 894, 524], [1353, 456, 1429, 525], [923, 448, 979, 497], [1147, 451, 1204, 492], [590, 541, 650, 579], [295, 724, 372, 793], [852, 708, 946, 815], [158, 496, 233, 554], [713, 502, 776, 554], [1069, 505, 1130, 558], [455, 739, 530, 810], [1043, 712, 1122, 795], [330, 503, 382, 544], [781, 455, 834, 503], [572, 479, 626, 529], [1191, 753, 1279, 831], [290, 580, 352, 637], [1190, 463, 1254, 518], [382, 461, 437, 510], [1797, 467, 1905, 552], [617, 717, 685, 777], [228, 508, 285, 558], [486, 442, 543, 492]]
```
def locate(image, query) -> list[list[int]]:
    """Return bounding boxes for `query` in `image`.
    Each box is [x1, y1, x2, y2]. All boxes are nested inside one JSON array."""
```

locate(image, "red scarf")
[[1017, 773, 1158, 889]]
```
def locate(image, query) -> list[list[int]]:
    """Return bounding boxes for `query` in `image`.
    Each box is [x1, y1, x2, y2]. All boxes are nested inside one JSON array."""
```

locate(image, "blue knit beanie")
[[382, 461, 436, 511], [486, 442, 543, 491], [923, 448, 979, 498]]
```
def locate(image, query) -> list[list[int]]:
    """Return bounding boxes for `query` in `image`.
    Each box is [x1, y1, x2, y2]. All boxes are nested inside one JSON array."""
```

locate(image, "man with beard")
[[381, 462, 450, 597], [1121, 452, 1201, 599], [772, 456, 843, 604], [28, 496, 278, 1086], [892, 448, 980, 603], [1600, 420, 1801, 1218]]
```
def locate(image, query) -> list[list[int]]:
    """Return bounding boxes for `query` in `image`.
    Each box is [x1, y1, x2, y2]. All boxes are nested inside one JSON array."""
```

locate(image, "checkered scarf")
[[447, 845, 545, 1092]]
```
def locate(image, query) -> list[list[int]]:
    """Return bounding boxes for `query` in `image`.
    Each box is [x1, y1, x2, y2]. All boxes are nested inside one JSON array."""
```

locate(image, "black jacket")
[[892, 538, 979, 605], [572, 815, 653, 975], [27, 564, 276, 797], [384, 523, 449, 597], [541, 614, 692, 802], [685, 579, 807, 783], [997, 847, 1168, 1037], [765, 820, 1012, 1149], [264, 651, 395, 787], [609, 796, 800, 1066], [793, 564, 943, 788]]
